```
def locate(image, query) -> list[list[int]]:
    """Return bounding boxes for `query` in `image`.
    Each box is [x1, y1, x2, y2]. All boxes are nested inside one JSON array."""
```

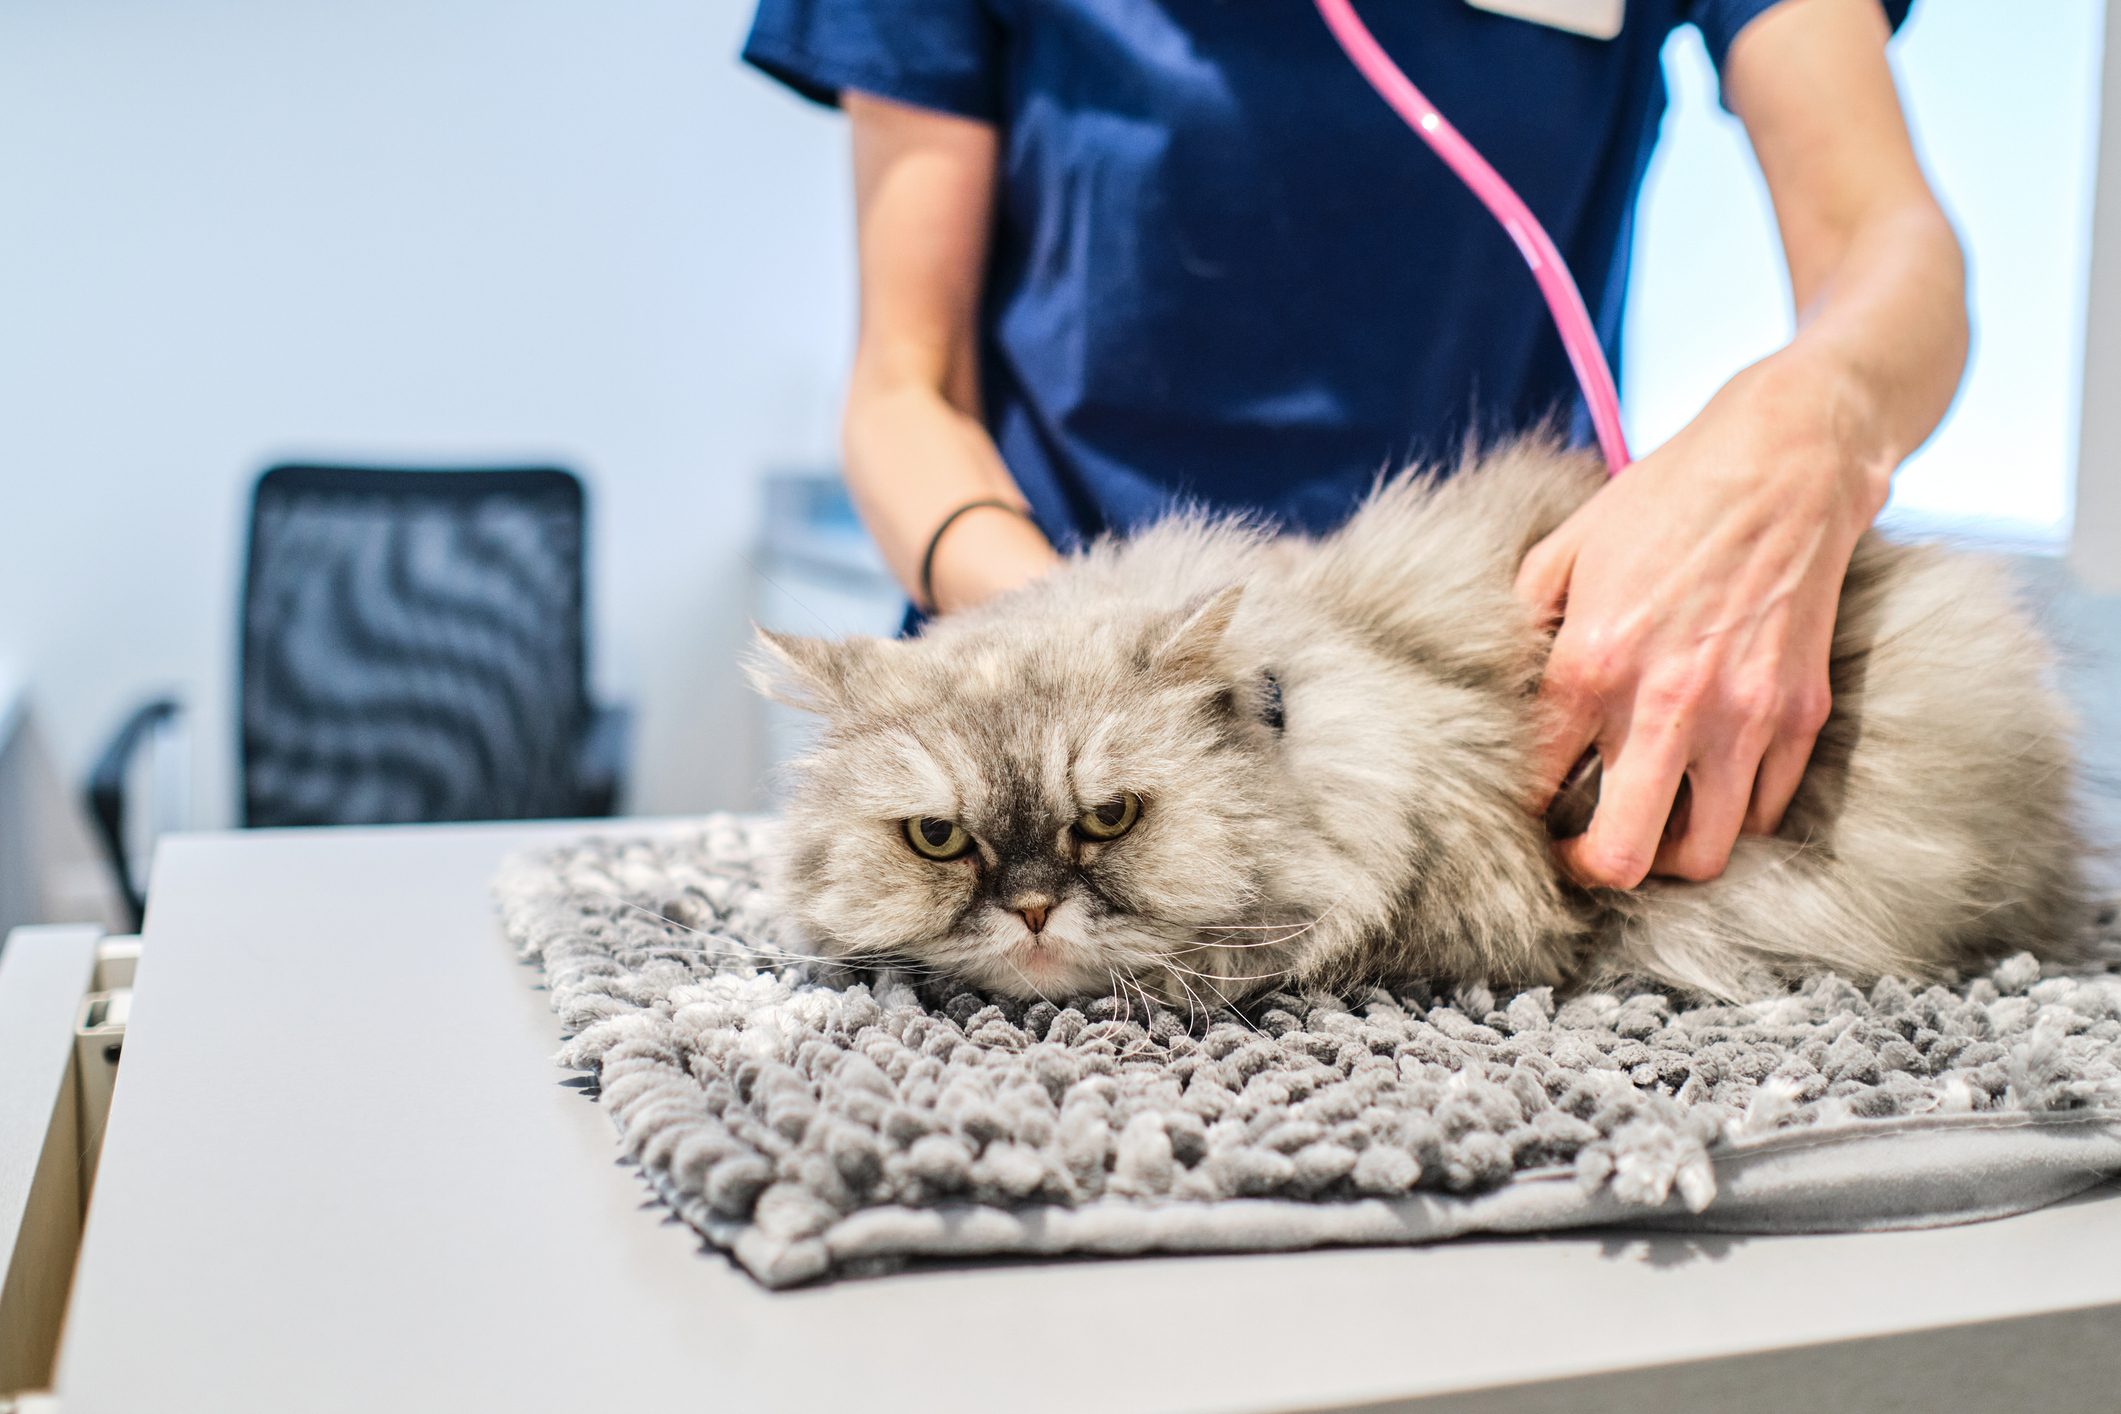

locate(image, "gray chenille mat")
[[496, 817, 2121, 1288]]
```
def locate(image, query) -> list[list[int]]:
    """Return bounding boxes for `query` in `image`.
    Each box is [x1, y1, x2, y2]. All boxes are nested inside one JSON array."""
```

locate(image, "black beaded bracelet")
[[917, 498, 1034, 613]]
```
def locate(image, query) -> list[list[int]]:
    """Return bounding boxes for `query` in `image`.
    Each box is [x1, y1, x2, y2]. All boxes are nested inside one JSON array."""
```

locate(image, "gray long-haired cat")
[[754, 441, 2089, 1006]]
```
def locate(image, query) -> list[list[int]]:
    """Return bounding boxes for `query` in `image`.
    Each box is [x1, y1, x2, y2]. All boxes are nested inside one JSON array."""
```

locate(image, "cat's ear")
[[1151, 585, 1244, 677], [747, 626, 877, 714]]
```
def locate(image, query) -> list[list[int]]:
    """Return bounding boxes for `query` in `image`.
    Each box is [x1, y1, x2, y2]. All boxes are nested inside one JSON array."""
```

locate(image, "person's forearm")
[[1723, 0, 1970, 513], [840, 91, 1059, 616], [1751, 194, 1968, 513], [841, 364, 1060, 613]]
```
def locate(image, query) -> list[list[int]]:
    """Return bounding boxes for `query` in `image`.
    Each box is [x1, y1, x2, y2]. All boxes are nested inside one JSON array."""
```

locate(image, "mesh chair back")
[[240, 466, 590, 827]]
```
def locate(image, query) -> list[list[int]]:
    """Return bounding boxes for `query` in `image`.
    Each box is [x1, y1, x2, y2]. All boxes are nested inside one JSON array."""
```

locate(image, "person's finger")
[[1744, 723, 1823, 835], [1515, 528, 1599, 809], [1653, 752, 1758, 881], [1741, 676, 1830, 834], [1512, 531, 1576, 623], [1555, 715, 1690, 889], [1527, 676, 1603, 812]]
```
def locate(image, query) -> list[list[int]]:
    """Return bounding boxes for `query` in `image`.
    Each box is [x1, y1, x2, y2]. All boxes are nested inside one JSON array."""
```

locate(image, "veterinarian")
[[741, 0, 1965, 892]]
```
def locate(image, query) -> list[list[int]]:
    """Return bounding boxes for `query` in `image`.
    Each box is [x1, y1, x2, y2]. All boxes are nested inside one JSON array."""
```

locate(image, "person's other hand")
[[1514, 362, 1889, 887]]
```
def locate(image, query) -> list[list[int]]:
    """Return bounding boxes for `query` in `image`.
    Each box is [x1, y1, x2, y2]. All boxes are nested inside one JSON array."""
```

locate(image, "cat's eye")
[[904, 816, 974, 861], [1075, 792, 1142, 842]]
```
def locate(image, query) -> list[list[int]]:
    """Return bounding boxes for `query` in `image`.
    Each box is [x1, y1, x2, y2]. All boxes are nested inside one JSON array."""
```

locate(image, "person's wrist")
[[925, 505, 1059, 615], [1727, 353, 1896, 525]]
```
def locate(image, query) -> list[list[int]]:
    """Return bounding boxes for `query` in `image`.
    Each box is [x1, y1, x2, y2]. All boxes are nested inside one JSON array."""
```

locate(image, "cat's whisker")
[[1111, 968, 1153, 1028], [1190, 932, 1304, 950], [1087, 953, 1240, 1032], [1109, 970, 1166, 1057], [1176, 968, 1268, 1037], [1087, 938, 1259, 1035], [1165, 970, 1199, 1031], [1191, 922, 1323, 952], [1123, 972, 1155, 1028], [576, 887, 971, 981], [830, 941, 958, 972], [1167, 968, 1223, 1038], [1180, 900, 1343, 955], [1221, 900, 1343, 953], [1134, 972, 1164, 1024], [1159, 955, 1300, 988]]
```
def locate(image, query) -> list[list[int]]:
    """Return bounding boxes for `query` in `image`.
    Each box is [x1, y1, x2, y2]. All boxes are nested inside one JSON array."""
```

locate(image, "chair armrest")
[[85, 698, 183, 929], [575, 702, 632, 818]]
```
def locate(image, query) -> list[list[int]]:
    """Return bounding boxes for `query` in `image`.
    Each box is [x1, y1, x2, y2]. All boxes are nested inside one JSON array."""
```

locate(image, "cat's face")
[[755, 588, 1298, 1001]]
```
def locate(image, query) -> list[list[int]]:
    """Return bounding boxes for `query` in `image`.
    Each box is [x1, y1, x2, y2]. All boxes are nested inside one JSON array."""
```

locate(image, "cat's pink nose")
[[1011, 897, 1052, 934]]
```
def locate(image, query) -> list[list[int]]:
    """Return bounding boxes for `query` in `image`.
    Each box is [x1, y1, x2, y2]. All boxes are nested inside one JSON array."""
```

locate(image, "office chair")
[[89, 465, 630, 927]]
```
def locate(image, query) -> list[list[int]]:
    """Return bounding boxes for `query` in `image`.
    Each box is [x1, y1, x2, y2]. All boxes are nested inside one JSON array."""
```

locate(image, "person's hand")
[[1515, 361, 1891, 887]]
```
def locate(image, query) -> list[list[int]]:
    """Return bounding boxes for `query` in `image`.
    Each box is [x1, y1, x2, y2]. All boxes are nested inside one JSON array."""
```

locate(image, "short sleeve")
[[742, 0, 1003, 123], [1688, 0, 1914, 72]]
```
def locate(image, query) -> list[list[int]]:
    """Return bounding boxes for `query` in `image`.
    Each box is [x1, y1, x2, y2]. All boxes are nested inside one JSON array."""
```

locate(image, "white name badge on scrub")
[[1466, 0, 1625, 41]]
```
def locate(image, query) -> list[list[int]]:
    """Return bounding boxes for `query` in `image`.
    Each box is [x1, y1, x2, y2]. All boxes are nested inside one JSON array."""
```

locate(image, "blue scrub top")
[[743, 0, 1909, 546]]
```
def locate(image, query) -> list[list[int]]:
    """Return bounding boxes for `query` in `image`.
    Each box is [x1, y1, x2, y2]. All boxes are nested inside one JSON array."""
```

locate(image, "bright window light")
[[1622, 1, 2105, 545]]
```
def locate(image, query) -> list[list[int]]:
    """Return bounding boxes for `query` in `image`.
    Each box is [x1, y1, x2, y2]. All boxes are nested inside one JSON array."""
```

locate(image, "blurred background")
[[1, 0, 2115, 934]]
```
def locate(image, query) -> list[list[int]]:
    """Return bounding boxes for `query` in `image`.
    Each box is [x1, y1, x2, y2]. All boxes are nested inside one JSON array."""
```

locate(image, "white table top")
[[56, 822, 2121, 1413]]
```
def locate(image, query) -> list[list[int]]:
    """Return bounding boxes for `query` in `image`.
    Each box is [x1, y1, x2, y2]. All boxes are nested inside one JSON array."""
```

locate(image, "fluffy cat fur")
[[754, 441, 2089, 1006]]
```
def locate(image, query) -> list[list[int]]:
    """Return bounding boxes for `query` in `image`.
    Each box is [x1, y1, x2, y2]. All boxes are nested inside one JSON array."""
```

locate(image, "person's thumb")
[[1514, 529, 1577, 628]]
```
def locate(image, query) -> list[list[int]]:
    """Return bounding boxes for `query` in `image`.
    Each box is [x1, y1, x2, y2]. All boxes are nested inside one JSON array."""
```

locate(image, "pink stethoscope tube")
[[1313, 0, 1633, 475]]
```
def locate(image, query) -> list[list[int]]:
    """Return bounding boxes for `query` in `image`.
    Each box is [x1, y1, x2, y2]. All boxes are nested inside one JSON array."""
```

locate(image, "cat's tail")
[[1579, 836, 1945, 999], [1580, 747, 2100, 1002]]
